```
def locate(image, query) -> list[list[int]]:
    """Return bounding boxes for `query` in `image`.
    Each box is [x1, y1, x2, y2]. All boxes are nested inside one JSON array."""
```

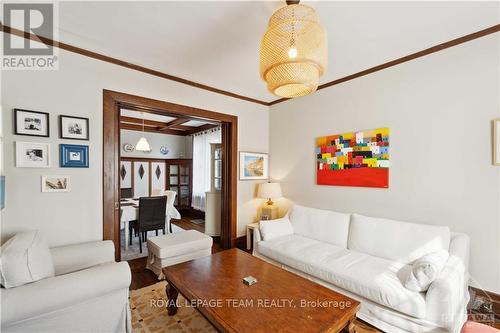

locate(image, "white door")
[[151, 162, 166, 195], [133, 161, 149, 198]]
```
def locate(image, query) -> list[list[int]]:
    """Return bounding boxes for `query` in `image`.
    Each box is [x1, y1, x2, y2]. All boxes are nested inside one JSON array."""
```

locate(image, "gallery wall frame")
[[60, 144, 89, 168], [493, 119, 500, 166], [41, 176, 70, 193], [14, 109, 50, 137], [59, 115, 89, 140], [15, 141, 51, 168]]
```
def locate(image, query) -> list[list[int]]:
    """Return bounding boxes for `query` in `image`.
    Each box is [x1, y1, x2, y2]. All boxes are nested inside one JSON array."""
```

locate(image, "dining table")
[[120, 198, 181, 250]]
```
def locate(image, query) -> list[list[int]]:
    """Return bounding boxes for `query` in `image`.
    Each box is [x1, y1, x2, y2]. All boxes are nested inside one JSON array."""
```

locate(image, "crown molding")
[[2, 23, 498, 108], [269, 24, 500, 106], [0, 24, 270, 106]]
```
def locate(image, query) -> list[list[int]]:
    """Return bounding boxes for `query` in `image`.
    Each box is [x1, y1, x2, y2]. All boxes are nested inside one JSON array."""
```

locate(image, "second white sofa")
[[253, 204, 470, 333]]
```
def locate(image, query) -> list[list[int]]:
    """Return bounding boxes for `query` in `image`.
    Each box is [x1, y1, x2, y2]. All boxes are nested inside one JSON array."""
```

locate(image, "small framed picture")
[[261, 215, 270, 221], [59, 115, 89, 140], [239, 152, 269, 180], [494, 119, 500, 166], [41, 176, 70, 193], [14, 109, 50, 137], [60, 144, 89, 168], [15, 142, 50, 168]]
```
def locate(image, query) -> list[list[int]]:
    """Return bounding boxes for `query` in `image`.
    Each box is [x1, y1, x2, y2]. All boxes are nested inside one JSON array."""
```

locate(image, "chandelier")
[[260, 0, 327, 98]]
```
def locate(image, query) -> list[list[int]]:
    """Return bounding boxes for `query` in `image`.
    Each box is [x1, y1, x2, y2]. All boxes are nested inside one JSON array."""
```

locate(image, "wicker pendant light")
[[260, 1, 327, 98]]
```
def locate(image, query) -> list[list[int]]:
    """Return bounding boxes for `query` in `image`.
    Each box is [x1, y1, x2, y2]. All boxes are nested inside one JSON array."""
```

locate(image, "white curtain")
[[192, 127, 221, 211]]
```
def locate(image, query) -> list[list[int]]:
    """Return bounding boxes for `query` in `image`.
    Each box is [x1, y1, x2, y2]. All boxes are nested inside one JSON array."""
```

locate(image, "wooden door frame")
[[103, 90, 238, 260]]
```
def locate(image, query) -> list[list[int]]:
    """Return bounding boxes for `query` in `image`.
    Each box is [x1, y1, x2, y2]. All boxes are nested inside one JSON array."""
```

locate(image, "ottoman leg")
[[166, 281, 179, 316]]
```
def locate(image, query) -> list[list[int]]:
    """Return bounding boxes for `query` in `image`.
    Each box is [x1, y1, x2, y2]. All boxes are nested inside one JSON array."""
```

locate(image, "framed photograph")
[[494, 119, 500, 166], [14, 109, 50, 137], [59, 115, 89, 140], [41, 176, 70, 193], [15, 142, 50, 168], [239, 152, 269, 180], [60, 144, 89, 168]]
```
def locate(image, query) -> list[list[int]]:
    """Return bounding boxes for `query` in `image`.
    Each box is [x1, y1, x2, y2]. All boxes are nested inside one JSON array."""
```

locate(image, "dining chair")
[[129, 196, 167, 253], [164, 190, 177, 233]]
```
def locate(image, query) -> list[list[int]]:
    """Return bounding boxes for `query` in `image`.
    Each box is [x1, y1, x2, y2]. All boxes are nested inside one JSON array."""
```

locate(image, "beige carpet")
[[129, 281, 217, 333]]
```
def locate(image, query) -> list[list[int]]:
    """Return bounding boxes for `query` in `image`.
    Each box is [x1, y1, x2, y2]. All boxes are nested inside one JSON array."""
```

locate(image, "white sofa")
[[1, 240, 132, 333], [253, 205, 470, 333]]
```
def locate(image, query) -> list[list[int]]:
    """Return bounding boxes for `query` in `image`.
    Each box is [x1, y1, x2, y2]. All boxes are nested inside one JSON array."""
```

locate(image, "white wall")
[[1, 47, 268, 247], [120, 129, 192, 159], [269, 35, 500, 293]]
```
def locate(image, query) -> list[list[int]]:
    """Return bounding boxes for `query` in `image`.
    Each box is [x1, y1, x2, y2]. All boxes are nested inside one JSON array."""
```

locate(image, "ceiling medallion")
[[260, 0, 327, 98]]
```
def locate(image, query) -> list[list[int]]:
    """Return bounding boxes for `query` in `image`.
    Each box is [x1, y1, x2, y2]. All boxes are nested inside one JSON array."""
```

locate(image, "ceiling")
[[120, 108, 218, 136], [50, 2, 500, 103]]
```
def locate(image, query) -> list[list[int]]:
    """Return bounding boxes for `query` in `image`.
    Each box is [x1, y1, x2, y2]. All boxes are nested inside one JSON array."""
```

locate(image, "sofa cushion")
[[259, 216, 294, 241], [147, 230, 212, 259], [0, 230, 55, 288], [257, 234, 426, 318], [288, 204, 350, 248], [348, 214, 450, 265]]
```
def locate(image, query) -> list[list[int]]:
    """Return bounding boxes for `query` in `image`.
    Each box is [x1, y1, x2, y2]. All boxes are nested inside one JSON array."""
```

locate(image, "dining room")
[[118, 107, 224, 261]]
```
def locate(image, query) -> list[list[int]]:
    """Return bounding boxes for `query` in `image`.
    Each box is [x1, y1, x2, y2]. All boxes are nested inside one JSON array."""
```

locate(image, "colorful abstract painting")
[[316, 128, 389, 188]]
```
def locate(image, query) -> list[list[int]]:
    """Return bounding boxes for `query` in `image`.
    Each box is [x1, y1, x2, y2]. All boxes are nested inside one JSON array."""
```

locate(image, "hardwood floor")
[[171, 218, 204, 233]]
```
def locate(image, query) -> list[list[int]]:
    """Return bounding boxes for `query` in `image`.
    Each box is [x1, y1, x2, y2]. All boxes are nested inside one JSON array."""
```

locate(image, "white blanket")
[[404, 250, 449, 292]]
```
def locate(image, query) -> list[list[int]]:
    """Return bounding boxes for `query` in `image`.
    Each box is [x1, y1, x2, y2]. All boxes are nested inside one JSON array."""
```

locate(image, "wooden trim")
[[162, 118, 190, 130], [104, 90, 238, 260], [120, 116, 177, 128], [1, 25, 269, 106], [103, 91, 121, 260], [185, 124, 220, 136], [269, 24, 500, 105], [5, 23, 496, 109], [120, 122, 187, 136]]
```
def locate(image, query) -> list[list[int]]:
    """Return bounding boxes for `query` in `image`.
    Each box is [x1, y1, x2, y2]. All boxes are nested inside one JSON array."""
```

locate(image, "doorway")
[[102, 90, 238, 261]]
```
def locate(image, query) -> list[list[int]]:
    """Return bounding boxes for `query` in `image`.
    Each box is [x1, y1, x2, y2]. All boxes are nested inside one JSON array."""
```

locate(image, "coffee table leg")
[[341, 316, 355, 333], [166, 281, 179, 316]]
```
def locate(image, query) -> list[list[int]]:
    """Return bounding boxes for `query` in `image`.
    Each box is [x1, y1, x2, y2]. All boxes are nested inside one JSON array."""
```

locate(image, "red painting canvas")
[[316, 128, 389, 188]]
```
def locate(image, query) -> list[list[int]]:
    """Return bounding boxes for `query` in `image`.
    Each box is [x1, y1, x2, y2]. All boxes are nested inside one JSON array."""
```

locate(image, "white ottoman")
[[146, 230, 213, 279]]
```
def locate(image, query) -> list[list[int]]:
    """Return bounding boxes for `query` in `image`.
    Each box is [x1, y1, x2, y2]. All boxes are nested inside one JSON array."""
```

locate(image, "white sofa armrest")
[[426, 233, 470, 330], [1, 261, 131, 326], [252, 224, 262, 255], [50, 240, 115, 275]]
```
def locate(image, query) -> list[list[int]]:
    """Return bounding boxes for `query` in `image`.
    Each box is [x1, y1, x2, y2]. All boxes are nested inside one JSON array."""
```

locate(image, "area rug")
[[129, 281, 217, 333]]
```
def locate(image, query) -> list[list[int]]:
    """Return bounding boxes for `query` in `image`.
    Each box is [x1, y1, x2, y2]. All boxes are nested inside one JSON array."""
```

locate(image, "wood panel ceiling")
[[120, 111, 219, 136]]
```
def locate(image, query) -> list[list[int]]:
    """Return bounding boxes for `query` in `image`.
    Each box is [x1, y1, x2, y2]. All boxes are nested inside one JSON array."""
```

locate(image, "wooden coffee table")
[[163, 248, 360, 333]]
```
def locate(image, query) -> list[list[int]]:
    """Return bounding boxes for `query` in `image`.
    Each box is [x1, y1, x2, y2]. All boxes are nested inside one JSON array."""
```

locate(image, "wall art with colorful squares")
[[316, 128, 389, 188]]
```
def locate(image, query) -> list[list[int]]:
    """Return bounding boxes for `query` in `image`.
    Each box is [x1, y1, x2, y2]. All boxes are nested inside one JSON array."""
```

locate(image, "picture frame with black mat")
[[59, 115, 89, 140], [14, 109, 50, 137], [60, 144, 89, 168]]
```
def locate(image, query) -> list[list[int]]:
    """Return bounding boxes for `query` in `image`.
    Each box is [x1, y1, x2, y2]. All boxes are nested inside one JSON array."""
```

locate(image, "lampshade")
[[260, 3, 327, 98], [135, 136, 151, 152], [258, 182, 282, 200]]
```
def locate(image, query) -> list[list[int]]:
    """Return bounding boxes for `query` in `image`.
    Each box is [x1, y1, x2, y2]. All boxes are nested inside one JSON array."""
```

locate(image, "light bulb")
[[288, 47, 298, 59], [135, 137, 151, 152]]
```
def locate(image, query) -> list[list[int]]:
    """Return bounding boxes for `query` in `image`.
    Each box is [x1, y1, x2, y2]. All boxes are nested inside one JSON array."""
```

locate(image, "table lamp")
[[258, 182, 282, 220]]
